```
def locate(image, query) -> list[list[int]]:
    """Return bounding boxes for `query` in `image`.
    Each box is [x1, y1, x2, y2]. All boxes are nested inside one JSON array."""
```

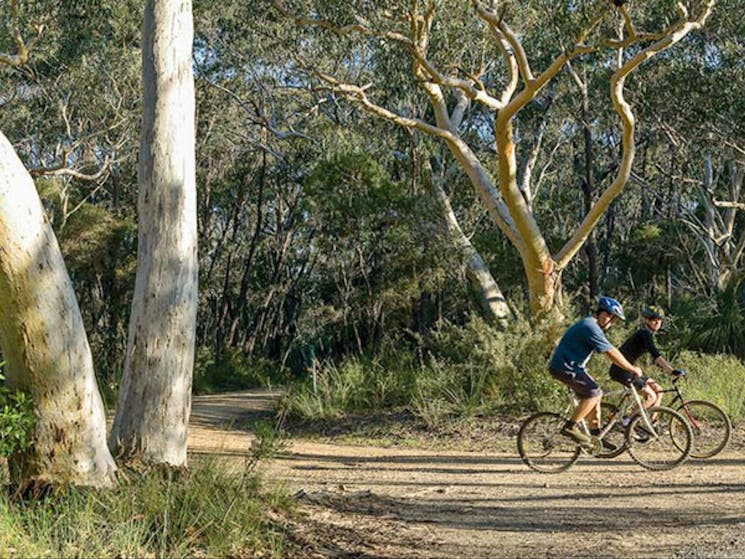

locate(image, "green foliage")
[[422, 315, 568, 417], [282, 352, 420, 420], [674, 351, 745, 423], [673, 284, 745, 359], [0, 460, 292, 558], [284, 315, 572, 424], [613, 221, 686, 299], [0, 369, 35, 459], [193, 347, 290, 394]]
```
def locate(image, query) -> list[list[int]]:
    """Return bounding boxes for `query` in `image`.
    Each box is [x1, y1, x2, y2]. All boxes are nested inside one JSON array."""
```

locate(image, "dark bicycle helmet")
[[641, 305, 665, 320], [597, 296, 626, 320]]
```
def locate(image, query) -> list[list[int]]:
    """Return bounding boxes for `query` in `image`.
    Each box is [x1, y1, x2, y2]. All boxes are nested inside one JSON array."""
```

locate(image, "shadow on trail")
[[277, 450, 745, 470], [278, 451, 524, 466], [190, 389, 279, 429], [296, 486, 745, 534]]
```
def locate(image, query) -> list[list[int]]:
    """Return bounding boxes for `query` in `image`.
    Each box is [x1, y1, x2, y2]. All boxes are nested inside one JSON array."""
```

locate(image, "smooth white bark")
[[110, 0, 198, 466], [428, 171, 511, 328], [0, 131, 116, 487]]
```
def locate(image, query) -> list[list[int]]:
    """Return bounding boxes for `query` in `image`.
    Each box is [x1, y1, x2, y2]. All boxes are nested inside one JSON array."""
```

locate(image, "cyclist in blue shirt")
[[549, 296, 643, 446]]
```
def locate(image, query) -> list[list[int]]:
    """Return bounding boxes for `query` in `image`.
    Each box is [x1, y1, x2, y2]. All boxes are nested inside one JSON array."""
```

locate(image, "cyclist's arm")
[[654, 355, 675, 374], [604, 347, 643, 377]]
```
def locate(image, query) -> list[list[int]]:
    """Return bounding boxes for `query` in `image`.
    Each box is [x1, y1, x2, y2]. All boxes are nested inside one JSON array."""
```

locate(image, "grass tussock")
[[0, 457, 293, 559], [283, 314, 745, 427], [283, 314, 568, 426], [673, 351, 745, 423]]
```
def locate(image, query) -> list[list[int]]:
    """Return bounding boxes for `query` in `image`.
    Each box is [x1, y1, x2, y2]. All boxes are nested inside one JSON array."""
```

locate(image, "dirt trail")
[[189, 390, 745, 559]]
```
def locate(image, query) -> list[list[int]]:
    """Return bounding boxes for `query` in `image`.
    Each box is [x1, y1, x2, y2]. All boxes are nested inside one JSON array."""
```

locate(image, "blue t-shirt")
[[549, 316, 613, 375]]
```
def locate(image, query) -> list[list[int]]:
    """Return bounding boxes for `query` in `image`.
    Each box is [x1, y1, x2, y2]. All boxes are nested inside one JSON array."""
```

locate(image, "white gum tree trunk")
[[0, 131, 117, 487], [110, 0, 198, 466], [427, 166, 511, 328]]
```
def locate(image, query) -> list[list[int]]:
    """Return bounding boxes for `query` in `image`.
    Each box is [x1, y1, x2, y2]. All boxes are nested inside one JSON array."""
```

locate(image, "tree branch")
[[554, 0, 715, 269]]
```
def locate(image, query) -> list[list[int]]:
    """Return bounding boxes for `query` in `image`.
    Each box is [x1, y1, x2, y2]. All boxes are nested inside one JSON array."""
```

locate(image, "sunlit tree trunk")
[[110, 0, 198, 467], [0, 132, 117, 487], [427, 166, 512, 328]]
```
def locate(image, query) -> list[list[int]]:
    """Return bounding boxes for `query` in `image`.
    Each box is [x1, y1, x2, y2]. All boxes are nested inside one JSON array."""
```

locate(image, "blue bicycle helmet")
[[597, 296, 626, 320]]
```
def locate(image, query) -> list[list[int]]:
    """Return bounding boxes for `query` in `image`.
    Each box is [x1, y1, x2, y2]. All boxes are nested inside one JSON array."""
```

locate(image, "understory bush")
[[0, 369, 36, 458], [671, 284, 745, 359], [284, 314, 572, 425], [193, 347, 291, 394], [416, 315, 568, 424], [282, 351, 420, 420], [0, 459, 293, 558], [672, 351, 745, 423]]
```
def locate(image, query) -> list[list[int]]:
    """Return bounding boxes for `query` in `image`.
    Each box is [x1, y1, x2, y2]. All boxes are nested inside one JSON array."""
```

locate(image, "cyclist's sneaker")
[[633, 422, 658, 443], [560, 423, 593, 445]]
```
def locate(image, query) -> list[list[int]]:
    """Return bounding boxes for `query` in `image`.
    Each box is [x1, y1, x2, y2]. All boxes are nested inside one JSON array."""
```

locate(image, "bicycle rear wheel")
[[676, 400, 732, 459], [626, 406, 692, 471], [517, 412, 581, 473]]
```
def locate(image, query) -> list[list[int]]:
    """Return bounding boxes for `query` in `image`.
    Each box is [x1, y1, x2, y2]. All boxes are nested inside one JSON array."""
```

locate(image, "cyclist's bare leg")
[[587, 400, 602, 430], [643, 379, 663, 421], [572, 395, 602, 424], [648, 380, 663, 407]]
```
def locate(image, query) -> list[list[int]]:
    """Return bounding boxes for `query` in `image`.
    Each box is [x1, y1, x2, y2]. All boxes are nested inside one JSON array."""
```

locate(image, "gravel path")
[[188, 390, 745, 559]]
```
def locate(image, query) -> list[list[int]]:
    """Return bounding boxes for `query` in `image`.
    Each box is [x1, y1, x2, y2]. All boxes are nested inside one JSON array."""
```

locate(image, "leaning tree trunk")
[[110, 0, 198, 467], [0, 131, 117, 488], [427, 168, 511, 328]]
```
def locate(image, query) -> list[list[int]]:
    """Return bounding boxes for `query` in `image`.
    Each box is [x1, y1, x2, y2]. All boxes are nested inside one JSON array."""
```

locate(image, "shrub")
[[193, 347, 291, 394], [671, 284, 745, 359], [0, 459, 293, 558], [282, 352, 420, 420], [422, 314, 568, 416], [674, 351, 745, 423], [0, 368, 35, 459]]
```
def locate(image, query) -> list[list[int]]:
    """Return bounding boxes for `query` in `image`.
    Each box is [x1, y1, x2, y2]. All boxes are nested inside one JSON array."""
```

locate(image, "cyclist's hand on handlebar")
[[672, 369, 687, 377], [632, 366, 644, 377]]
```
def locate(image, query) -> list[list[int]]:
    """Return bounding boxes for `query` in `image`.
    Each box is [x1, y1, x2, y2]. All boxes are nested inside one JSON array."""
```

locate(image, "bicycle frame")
[[658, 378, 702, 430], [564, 383, 659, 445]]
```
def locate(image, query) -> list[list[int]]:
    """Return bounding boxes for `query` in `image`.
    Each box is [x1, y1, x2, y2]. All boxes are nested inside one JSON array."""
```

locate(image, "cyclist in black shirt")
[[609, 305, 685, 411]]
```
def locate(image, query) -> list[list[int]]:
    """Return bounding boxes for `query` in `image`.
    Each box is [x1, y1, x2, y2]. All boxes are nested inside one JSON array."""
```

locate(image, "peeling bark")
[[0, 132, 116, 487], [110, 0, 197, 467]]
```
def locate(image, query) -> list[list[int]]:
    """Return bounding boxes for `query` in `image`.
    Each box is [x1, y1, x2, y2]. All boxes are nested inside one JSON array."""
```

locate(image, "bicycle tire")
[[595, 404, 628, 459], [675, 400, 732, 459], [517, 412, 581, 473], [626, 406, 692, 471]]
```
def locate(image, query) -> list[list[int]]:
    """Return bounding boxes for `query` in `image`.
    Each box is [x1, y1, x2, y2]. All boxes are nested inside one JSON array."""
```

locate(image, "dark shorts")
[[549, 368, 602, 399], [609, 367, 649, 389]]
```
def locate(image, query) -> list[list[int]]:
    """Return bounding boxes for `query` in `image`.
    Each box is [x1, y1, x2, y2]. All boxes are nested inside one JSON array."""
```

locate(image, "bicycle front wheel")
[[517, 412, 581, 473], [676, 400, 732, 459], [626, 406, 692, 471]]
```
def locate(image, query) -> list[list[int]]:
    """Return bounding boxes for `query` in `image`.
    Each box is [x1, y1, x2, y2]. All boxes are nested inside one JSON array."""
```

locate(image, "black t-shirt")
[[609, 328, 661, 374]]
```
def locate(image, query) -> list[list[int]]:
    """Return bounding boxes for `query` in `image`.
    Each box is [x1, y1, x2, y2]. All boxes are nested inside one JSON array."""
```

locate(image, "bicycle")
[[517, 383, 692, 473], [657, 374, 732, 459]]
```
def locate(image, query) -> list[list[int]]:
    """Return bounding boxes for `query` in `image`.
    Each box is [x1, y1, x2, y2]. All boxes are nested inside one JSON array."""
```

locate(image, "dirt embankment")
[[189, 390, 745, 559]]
